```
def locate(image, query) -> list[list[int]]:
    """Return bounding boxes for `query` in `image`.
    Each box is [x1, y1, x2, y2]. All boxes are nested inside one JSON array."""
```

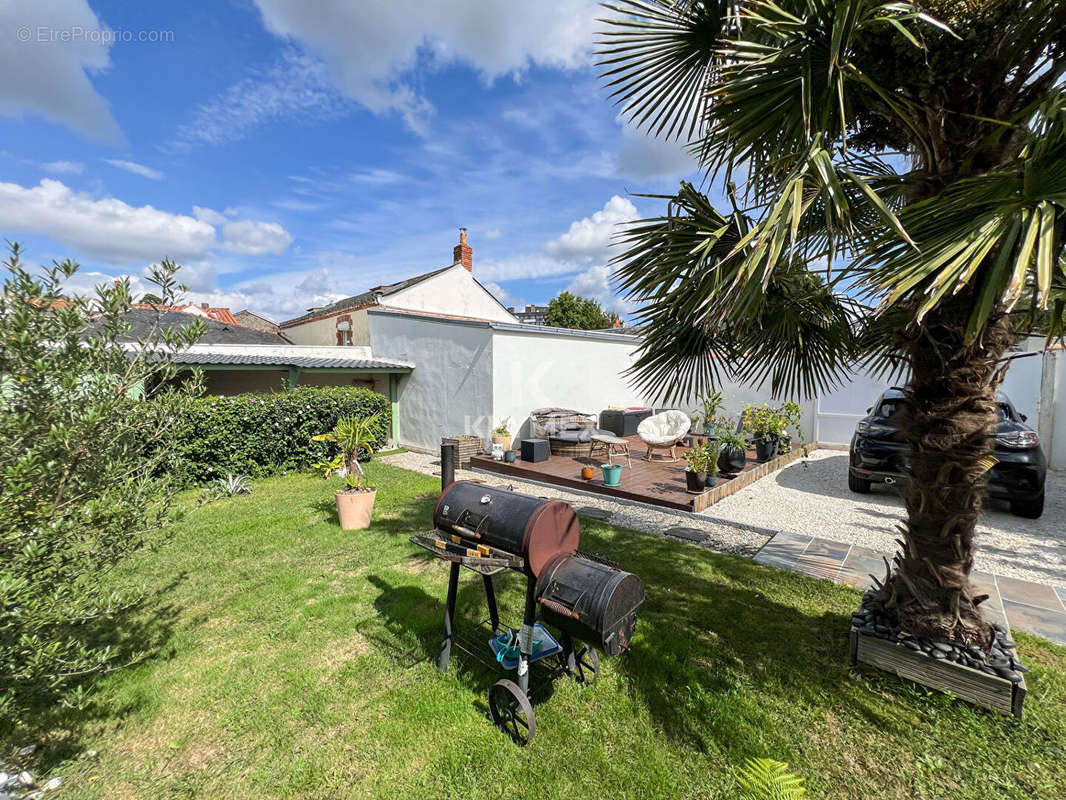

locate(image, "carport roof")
[[132, 344, 413, 372]]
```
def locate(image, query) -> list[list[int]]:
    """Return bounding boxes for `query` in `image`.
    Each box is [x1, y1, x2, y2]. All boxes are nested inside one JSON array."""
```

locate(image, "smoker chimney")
[[453, 228, 472, 272]]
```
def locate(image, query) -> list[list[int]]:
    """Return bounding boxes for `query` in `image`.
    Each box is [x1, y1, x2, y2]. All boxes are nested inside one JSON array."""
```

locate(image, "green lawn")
[[17, 464, 1066, 799]]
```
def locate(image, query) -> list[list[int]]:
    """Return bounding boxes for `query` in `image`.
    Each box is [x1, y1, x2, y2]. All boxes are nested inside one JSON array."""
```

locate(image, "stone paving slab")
[[755, 532, 1066, 645]]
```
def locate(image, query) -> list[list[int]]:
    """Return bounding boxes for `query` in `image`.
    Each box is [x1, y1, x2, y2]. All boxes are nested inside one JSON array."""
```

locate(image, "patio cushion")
[[637, 410, 690, 445]]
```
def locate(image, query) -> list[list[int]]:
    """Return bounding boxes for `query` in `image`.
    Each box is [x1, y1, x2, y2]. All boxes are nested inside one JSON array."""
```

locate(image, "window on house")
[[337, 320, 352, 346]]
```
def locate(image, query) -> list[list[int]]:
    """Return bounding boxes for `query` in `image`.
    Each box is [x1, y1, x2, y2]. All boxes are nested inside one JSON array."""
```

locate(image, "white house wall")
[[367, 311, 494, 451], [381, 265, 516, 323], [490, 329, 646, 441]]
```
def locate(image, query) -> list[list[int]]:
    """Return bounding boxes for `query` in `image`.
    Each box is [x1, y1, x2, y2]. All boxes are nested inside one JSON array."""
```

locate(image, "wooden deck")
[[470, 434, 813, 513]]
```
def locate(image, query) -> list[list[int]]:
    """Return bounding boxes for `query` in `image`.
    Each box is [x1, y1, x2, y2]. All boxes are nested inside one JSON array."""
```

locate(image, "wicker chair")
[[528, 408, 609, 457], [637, 410, 691, 462]]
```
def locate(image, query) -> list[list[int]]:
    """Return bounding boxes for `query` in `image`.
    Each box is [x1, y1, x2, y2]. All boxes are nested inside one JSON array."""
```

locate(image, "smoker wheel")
[[488, 679, 536, 746], [564, 645, 600, 686]]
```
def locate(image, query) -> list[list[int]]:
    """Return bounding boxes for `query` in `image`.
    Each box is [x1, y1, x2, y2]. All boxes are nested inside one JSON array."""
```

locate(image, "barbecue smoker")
[[409, 445, 645, 745]]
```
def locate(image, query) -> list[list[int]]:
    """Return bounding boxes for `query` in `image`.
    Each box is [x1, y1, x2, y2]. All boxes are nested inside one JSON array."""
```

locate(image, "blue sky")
[[1, 0, 698, 322]]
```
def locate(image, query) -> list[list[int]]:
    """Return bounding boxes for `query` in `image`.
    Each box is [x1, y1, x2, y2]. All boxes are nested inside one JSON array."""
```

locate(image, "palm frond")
[[614, 185, 860, 400], [859, 97, 1066, 338], [598, 1, 731, 142], [736, 758, 807, 800]]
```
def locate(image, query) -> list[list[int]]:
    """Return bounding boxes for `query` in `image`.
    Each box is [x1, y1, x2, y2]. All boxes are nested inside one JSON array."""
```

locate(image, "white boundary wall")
[[491, 326, 646, 442], [368, 309, 1066, 467]]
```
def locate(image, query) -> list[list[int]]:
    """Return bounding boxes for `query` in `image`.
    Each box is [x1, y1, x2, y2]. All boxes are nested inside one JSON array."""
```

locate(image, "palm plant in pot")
[[705, 443, 720, 487], [312, 413, 382, 530], [698, 390, 725, 436], [716, 427, 748, 476], [601, 1, 1066, 649]]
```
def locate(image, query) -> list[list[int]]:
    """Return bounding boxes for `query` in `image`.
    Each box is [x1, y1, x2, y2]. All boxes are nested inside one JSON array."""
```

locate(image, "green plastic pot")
[[601, 463, 623, 487]]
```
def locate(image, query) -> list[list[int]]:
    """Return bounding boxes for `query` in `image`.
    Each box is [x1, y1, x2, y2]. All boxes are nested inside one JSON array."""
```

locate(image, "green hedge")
[[166, 386, 390, 485]]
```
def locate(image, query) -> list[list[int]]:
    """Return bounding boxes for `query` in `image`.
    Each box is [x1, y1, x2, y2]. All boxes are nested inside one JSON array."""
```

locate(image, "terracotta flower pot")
[[581, 466, 596, 480], [335, 488, 377, 530]]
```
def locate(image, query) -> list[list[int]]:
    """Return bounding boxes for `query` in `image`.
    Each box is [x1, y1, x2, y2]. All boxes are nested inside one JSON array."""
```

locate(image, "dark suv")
[[848, 388, 1047, 518]]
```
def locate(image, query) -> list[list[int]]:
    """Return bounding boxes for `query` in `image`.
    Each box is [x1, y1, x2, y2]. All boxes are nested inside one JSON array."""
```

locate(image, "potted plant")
[[717, 426, 748, 475], [742, 404, 783, 462], [683, 442, 712, 493], [312, 413, 381, 530], [601, 462, 623, 487], [698, 391, 725, 436], [777, 401, 807, 455], [492, 418, 512, 452], [706, 445, 720, 487]]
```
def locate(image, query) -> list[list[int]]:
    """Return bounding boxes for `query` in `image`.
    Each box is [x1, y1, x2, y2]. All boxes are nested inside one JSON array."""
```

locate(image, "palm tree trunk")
[[877, 294, 1014, 647]]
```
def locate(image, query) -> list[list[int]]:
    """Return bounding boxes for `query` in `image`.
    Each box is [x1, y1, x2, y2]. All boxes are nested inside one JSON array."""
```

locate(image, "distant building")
[[113, 307, 410, 398], [506, 304, 549, 325], [235, 309, 280, 334], [278, 230, 517, 346]]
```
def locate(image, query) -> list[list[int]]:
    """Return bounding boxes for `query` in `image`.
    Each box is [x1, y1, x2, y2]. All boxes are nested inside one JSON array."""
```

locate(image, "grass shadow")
[[4, 572, 189, 770], [584, 525, 907, 757]]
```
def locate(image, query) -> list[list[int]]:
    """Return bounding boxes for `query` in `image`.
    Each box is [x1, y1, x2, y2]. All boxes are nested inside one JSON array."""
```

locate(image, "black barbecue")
[[409, 444, 645, 745]]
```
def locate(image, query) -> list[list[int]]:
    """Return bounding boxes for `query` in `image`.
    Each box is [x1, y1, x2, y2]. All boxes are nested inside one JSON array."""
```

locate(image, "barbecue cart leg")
[[482, 573, 500, 634], [438, 561, 461, 672], [517, 576, 537, 694]]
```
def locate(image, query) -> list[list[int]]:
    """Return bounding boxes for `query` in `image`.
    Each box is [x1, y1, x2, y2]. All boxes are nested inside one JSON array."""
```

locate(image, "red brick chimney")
[[453, 228, 472, 272]]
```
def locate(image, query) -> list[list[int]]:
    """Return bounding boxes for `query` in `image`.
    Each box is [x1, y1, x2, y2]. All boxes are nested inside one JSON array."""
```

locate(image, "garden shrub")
[[1, 247, 201, 731], [166, 386, 390, 485]]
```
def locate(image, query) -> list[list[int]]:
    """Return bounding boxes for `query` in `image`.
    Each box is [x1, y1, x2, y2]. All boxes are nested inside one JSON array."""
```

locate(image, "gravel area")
[[703, 449, 1066, 586], [379, 450, 769, 556]]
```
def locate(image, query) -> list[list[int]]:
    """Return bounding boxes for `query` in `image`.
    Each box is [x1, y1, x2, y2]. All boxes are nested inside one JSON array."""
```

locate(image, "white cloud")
[[192, 206, 228, 226], [615, 115, 696, 180], [248, 0, 599, 132], [483, 227, 502, 241], [350, 168, 405, 185], [0, 0, 121, 142], [41, 160, 84, 174], [478, 253, 577, 282], [544, 195, 638, 263], [566, 264, 632, 315], [0, 179, 294, 266], [481, 280, 509, 304], [104, 159, 164, 180], [172, 49, 352, 148], [0, 178, 215, 263], [219, 219, 293, 256]]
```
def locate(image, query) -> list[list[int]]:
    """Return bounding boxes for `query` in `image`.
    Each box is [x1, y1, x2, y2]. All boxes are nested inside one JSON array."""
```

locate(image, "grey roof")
[[172, 350, 412, 370], [116, 308, 291, 345], [280, 264, 454, 327]]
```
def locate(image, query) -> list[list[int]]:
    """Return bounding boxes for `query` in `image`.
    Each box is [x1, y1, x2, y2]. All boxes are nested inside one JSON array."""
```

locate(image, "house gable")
[[379, 264, 515, 323]]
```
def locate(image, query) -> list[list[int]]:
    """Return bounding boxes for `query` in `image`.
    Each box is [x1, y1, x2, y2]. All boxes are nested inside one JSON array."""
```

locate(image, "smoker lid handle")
[[538, 596, 579, 619]]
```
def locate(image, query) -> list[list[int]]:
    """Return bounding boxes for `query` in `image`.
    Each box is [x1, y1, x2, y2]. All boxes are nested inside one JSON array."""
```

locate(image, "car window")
[[997, 403, 1013, 422], [876, 400, 904, 418]]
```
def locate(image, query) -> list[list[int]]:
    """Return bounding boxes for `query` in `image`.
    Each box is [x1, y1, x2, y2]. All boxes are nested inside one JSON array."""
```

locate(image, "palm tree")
[[599, 1, 1066, 646]]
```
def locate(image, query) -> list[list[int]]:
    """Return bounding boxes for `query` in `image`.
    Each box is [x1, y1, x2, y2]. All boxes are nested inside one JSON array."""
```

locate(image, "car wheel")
[[848, 472, 872, 494], [1010, 492, 1044, 519]]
